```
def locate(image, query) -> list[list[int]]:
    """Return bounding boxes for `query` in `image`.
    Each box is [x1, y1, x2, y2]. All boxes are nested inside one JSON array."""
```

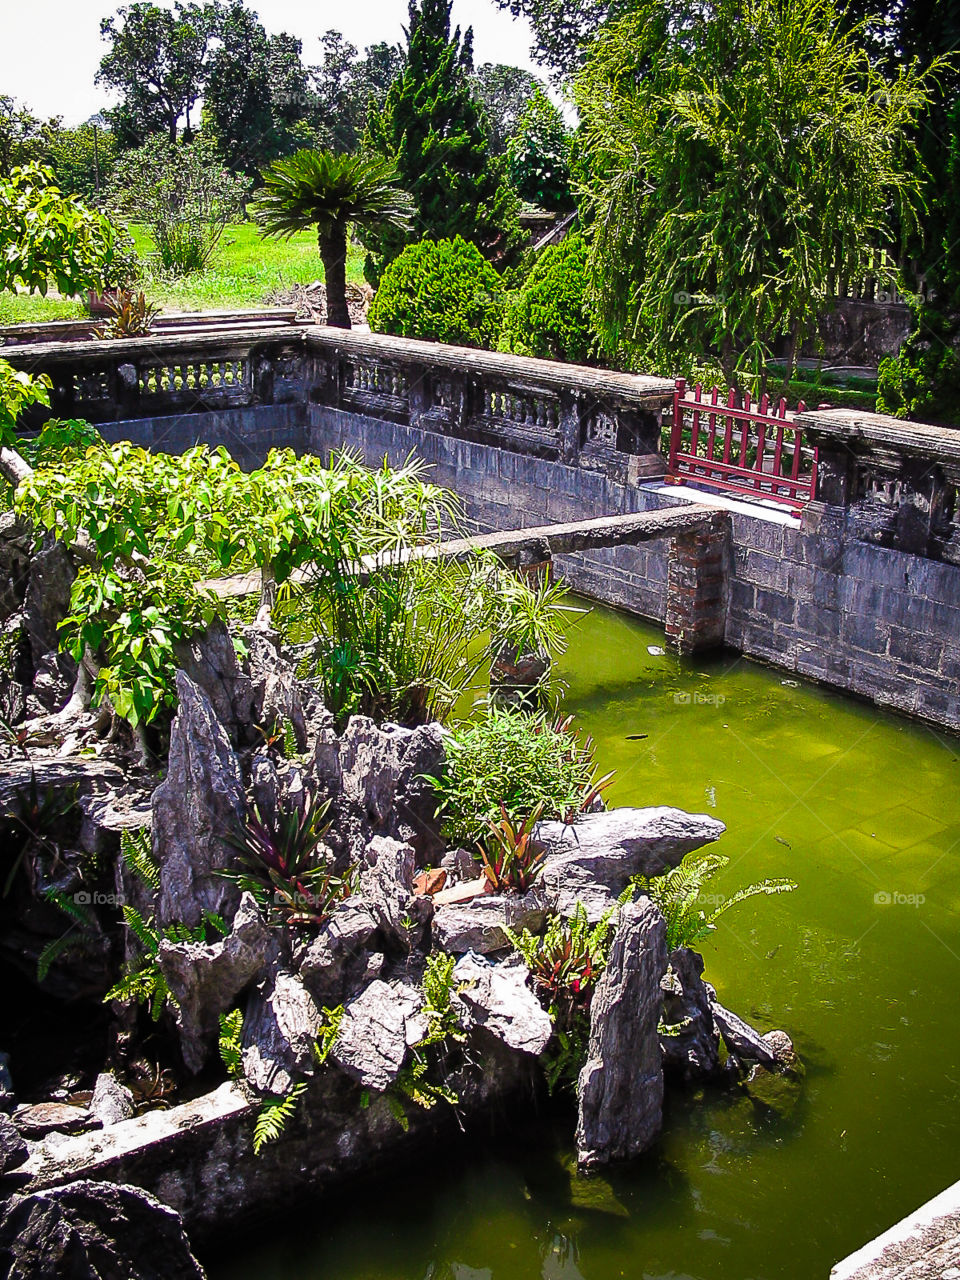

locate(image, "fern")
[[628, 853, 796, 951], [420, 952, 464, 1046], [105, 905, 225, 1020], [253, 1082, 306, 1155], [314, 1005, 343, 1066], [120, 827, 160, 890], [36, 888, 100, 983], [219, 1009, 244, 1079]]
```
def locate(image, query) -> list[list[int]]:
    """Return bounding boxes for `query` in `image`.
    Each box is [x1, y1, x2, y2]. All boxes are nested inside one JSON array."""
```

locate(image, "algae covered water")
[[214, 602, 960, 1280]]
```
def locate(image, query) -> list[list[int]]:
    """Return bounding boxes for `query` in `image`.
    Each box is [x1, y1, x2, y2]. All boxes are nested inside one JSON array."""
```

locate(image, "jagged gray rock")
[[0, 511, 30, 624], [576, 897, 668, 1170], [22, 534, 76, 707], [539, 807, 726, 919], [709, 999, 784, 1069], [173, 620, 255, 743], [392, 722, 447, 860], [0, 1112, 28, 1173], [159, 893, 276, 1073], [659, 947, 721, 1082], [453, 953, 552, 1055], [242, 966, 321, 1095], [296, 902, 382, 1009], [242, 624, 307, 752], [433, 889, 549, 954], [0, 1180, 206, 1280], [88, 1072, 135, 1127], [331, 978, 423, 1091], [153, 672, 245, 930], [359, 834, 434, 950]]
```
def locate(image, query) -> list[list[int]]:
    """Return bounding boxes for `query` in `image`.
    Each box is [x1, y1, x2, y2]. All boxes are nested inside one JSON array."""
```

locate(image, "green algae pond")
[[213, 601, 960, 1280]]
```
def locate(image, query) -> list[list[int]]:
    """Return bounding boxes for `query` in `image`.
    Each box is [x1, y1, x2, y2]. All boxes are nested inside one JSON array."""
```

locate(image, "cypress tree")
[[361, 0, 521, 282]]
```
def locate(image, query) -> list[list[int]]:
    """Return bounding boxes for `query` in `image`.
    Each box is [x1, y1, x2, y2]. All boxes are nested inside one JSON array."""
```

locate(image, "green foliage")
[[433, 706, 610, 846], [105, 903, 226, 1020], [223, 790, 355, 928], [314, 1005, 344, 1066], [500, 233, 593, 363], [120, 828, 161, 892], [506, 89, 572, 211], [108, 136, 249, 276], [479, 803, 547, 892], [37, 890, 102, 984], [627, 853, 796, 951], [97, 2, 223, 144], [490, 0, 615, 83], [0, 163, 126, 297], [253, 1081, 307, 1155], [0, 361, 51, 450], [312, 33, 404, 154], [573, 0, 939, 394], [383, 951, 463, 1130], [219, 1008, 244, 1078], [253, 149, 413, 326], [369, 236, 504, 348], [1, 769, 80, 897], [472, 64, 546, 155], [505, 903, 614, 1092], [421, 952, 465, 1046], [361, 0, 522, 281]]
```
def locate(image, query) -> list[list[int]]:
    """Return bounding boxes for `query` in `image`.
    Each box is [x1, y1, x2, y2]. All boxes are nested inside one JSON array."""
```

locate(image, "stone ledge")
[[831, 1178, 960, 1280]]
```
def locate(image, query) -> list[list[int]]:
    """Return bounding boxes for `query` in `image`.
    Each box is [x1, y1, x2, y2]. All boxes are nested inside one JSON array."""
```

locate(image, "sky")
[[1, 0, 542, 125]]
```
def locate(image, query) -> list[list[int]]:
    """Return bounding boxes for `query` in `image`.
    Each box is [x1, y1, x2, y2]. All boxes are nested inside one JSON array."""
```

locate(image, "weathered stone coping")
[[831, 1177, 960, 1280], [9, 1046, 532, 1235], [202, 504, 725, 599], [797, 406, 960, 467]]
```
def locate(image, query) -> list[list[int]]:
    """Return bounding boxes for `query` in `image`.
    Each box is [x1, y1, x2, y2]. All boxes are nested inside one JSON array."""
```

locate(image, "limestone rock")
[[242, 624, 307, 752], [0, 1179, 205, 1280], [659, 947, 721, 1083], [22, 534, 76, 708], [159, 893, 276, 1073], [539, 807, 726, 919], [0, 1112, 28, 1173], [359, 834, 433, 950], [153, 672, 245, 930], [173, 620, 255, 744], [453, 953, 552, 1055], [433, 889, 549, 955], [709, 999, 784, 1069], [576, 897, 668, 1170], [296, 902, 381, 1009], [88, 1072, 134, 1127], [331, 978, 423, 1091], [242, 967, 321, 1095], [391, 722, 447, 860], [0, 510, 30, 624], [338, 716, 403, 827], [14, 1102, 98, 1139]]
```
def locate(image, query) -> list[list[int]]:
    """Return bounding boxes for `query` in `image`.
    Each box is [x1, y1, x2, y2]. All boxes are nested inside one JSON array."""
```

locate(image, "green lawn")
[[0, 222, 367, 325]]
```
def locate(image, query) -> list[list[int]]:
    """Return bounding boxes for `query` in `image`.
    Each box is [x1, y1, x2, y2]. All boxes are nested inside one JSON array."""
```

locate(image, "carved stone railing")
[[6, 325, 676, 484], [796, 407, 960, 563]]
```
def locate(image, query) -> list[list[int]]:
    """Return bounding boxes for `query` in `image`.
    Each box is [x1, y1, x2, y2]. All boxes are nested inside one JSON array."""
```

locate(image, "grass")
[[0, 221, 367, 326]]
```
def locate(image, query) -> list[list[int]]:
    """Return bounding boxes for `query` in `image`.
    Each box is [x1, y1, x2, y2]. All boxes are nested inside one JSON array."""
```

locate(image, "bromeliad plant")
[[626, 852, 796, 951], [478, 803, 547, 893], [223, 789, 355, 927], [505, 904, 615, 1092]]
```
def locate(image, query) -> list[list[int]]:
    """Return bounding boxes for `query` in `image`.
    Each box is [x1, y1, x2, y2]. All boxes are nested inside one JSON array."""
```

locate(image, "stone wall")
[[307, 404, 960, 732]]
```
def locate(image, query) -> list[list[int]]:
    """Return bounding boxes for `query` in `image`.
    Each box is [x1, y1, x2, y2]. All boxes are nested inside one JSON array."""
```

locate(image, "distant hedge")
[[499, 233, 594, 364], [368, 236, 504, 349]]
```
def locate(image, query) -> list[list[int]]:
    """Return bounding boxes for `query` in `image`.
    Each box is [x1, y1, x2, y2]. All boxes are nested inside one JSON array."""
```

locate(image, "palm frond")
[[253, 150, 414, 240]]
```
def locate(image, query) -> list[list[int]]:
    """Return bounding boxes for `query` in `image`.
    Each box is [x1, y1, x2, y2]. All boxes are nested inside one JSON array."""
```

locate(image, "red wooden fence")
[[668, 379, 817, 511]]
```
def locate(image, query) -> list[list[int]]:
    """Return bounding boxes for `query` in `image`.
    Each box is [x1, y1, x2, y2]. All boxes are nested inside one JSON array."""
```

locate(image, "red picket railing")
[[668, 379, 818, 511]]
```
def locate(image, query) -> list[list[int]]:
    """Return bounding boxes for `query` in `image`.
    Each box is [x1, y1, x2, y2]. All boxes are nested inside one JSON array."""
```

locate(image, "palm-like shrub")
[[253, 149, 414, 328]]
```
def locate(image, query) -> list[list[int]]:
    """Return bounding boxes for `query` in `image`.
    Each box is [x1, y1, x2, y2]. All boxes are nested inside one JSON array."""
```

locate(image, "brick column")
[[664, 517, 730, 655]]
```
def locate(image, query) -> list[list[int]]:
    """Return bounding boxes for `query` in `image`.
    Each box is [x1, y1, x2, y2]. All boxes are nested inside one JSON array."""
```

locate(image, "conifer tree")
[[361, 0, 521, 282]]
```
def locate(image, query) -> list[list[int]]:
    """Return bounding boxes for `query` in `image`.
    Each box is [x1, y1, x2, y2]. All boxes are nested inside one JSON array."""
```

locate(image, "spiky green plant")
[[253, 149, 414, 327], [479, 803, 547, 893], [627, 853, 796, 951], [253, 1082, 307, 1155], [219, 1009, 244, 1079]]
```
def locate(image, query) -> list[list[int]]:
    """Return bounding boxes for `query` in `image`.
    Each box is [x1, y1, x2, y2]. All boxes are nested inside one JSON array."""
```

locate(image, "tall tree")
[[574, 0, 938, 394], [472, 63, 544, 154], [203, 4, 313, 178], [253, 149, 413, 327], [97, 2, 223, 144], [362, 0, 521, 281], [312, 33, 404, 153], [506, 87, 572, 209]]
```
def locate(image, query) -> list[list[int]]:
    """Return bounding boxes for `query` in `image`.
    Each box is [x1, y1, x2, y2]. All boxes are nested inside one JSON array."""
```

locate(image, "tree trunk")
[[320, 224, 351, 329]]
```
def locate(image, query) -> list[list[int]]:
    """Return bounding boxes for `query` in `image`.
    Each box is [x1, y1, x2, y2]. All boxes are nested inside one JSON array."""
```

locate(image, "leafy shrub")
[[108, 136, 249, 275], [506, 88, 572, 212], [627, 852, 796, 951], [499, 234, 594, 364], [369, 236, 504, 348], [877, 341, 960, 426], [432, 705, 611, 847]]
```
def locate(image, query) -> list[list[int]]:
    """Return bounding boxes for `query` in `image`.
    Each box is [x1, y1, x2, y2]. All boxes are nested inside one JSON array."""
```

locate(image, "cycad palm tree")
[[253, 150, 414, 328]]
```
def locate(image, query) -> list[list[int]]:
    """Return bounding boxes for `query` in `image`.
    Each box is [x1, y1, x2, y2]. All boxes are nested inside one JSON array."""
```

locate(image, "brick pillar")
[[664, 518, 729, 655]]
